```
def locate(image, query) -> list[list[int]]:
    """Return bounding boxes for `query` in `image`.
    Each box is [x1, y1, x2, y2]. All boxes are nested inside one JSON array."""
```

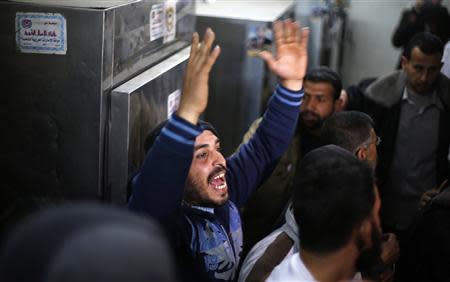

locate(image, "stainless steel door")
[[109, 46, 190, 204]]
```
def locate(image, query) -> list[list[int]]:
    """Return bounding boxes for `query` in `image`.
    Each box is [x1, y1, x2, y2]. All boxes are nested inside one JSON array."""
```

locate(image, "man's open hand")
[[419, 179, 448, 209], [259, 19, 309, 91], [378, 233, 399, 282], [380, 233, 399, 266], [178, 28, 221, 125]]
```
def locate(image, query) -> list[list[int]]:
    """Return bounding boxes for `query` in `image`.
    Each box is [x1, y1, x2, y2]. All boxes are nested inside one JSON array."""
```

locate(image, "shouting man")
[[129, 20, 309, 282]]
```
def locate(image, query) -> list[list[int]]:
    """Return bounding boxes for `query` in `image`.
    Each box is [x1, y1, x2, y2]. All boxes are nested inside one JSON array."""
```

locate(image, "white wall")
[[341, 0, 450, 87], [341, 1, 406, 87]]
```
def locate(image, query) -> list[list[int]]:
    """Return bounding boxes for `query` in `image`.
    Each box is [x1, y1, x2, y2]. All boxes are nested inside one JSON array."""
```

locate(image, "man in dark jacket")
[[129, 20, 309, 282], [392, 0, 450, 68], [349, 32, 450, 245]]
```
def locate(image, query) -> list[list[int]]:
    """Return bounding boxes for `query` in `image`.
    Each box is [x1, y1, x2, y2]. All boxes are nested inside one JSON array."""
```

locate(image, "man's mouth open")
[[209, 171, 227, 191]]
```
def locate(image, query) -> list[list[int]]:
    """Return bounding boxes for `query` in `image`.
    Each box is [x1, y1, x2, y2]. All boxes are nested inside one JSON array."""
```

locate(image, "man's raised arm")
[[128, 29, 220, 222], [227, 20, 310, 206]]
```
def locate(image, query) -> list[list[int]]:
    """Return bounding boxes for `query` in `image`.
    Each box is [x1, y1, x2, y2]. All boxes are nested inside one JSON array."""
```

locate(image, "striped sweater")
[[129, 84, 303, 281]]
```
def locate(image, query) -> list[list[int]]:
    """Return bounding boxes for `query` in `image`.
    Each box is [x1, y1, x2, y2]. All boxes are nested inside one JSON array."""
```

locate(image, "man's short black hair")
[[320, 111, 375, 153], [304, 66, 342, 100], [292, 145, 375, 254], [404, 32, 444, 59]]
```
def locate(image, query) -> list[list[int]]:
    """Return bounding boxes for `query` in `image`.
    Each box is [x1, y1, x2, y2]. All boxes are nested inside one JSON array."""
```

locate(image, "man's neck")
[[306, 128, 321, 137], [300, 245, 359, 282], [406, 85, 432, 97]]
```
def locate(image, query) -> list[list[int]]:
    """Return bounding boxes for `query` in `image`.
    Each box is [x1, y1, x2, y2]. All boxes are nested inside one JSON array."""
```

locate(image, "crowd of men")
[[128, 17, 448, 281], [1, 8, 449, 282]]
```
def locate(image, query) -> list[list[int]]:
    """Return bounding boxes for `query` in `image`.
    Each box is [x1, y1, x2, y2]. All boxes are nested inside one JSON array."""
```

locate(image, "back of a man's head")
[[304, 66, 342, 101], [321, 111, 374, 153], [292, 145, 375, 254], [0, 203, 177, 282], [404, 32, 444, 59]]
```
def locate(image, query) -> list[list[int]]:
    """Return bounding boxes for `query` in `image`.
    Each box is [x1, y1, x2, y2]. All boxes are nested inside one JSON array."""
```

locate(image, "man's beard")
[[356, 224, 383, 279], [183, 165, 228, 207], [184, 176, 204, 206], [299, 111, 325, 131]]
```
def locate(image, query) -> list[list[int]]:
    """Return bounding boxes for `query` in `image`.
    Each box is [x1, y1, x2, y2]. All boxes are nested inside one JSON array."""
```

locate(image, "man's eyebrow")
[[194, 144, 209, 151], [305, 92, 325, 97], [194, 138, 220, 151]]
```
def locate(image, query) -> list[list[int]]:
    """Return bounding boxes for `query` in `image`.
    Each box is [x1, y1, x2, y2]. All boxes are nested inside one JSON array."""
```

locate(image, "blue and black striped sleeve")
[[227, 84, 304, 207], [128, 114, 202, 224]]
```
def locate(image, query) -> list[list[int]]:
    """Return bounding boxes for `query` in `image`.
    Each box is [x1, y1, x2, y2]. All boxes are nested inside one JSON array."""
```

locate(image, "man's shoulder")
[[238, 229, 285, 282], [365, 71, 405, 107], [266, 253, 315, 282], [437, 74, 450, 109]]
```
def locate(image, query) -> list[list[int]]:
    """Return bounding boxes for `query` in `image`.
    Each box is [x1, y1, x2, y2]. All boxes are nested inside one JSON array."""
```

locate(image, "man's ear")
[[334, 89, 347, 112], [355, 147, 367, 161], [401, 55, 409, 70]]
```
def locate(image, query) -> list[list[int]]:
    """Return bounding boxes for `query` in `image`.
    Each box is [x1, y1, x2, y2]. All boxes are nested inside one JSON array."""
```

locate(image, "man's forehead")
[[195, 130, 220, 145], [410, 47, 442, 66], [304, 81, 334, 97]]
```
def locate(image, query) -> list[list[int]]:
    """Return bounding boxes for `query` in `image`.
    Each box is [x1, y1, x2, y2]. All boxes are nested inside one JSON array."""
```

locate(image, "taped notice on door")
[[150, 4, 164, 41], [149, 1, 176, 43], [167, 89, 181, 118], [16, 12, 67, 55], [163, 1, 176, 43]]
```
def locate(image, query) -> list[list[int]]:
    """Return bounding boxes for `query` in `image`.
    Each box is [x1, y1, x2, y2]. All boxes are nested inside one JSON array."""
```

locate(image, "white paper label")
[[16, 12, 67, 55], [163, 1, 176, 43], [167, 89, 181, 118], [150, 4, 164, 41]]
